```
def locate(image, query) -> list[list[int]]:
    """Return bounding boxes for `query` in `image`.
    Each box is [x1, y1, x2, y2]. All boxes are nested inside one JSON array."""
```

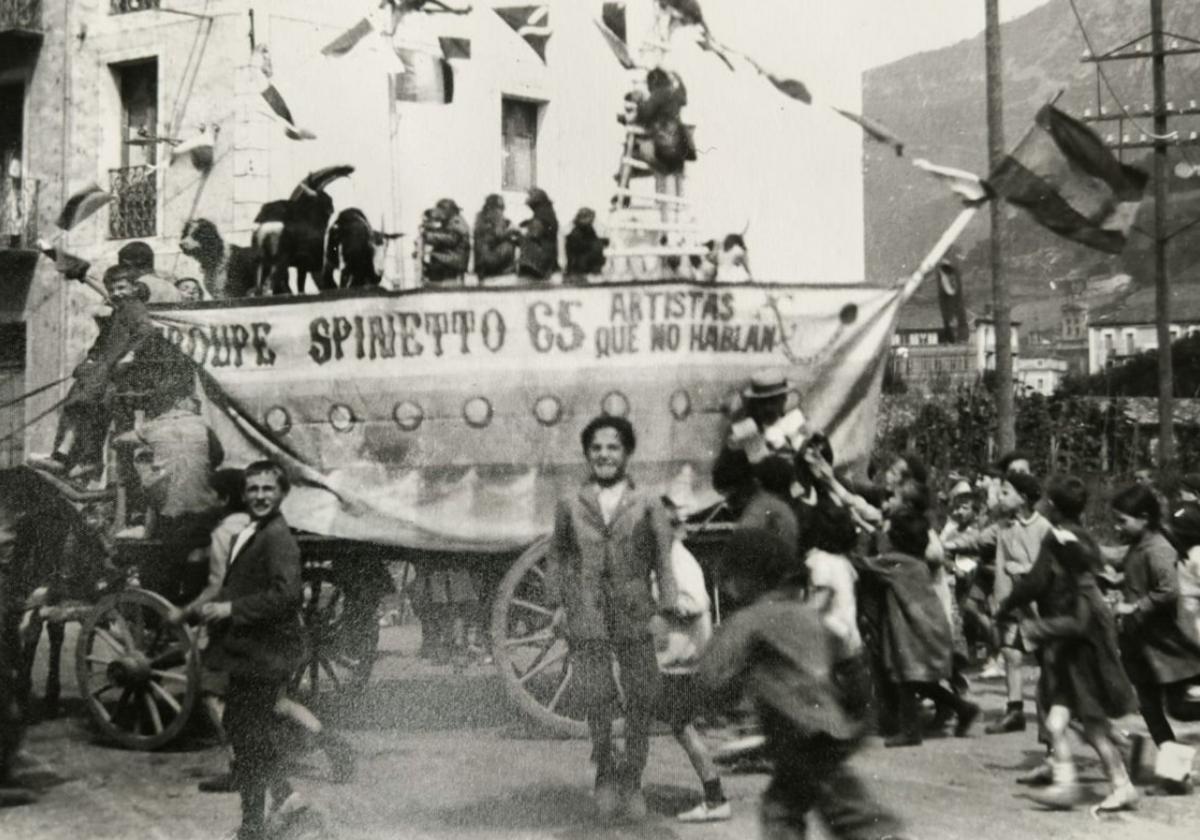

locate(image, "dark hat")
[[742, 369, 790, 401], [573, 207, 595, 225], [1003, 471, 1041, 505], [1181, 474, 1200, 495], [1166, 503, 1200, 553], [435, 198, 460, 214]]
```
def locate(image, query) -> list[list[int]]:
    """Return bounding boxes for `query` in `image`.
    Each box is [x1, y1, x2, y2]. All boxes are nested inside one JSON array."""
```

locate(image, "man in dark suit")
[[548, 416, 679, 821], [200, 460, 304, 840]]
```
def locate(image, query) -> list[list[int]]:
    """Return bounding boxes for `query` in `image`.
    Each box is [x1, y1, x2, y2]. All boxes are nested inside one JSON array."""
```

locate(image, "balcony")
[[0, 0, 42, 37], [111, 0, 159, 13], [0, 174, 41, 250], [108, 165, 157, 240]]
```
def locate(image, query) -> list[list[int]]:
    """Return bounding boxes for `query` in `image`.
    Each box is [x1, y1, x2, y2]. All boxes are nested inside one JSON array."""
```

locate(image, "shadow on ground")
[[317, 673, 521, 733], [403, 782, 699, 839]]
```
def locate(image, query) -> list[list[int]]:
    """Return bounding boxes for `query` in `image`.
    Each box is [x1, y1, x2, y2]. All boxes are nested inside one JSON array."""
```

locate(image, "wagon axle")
[[105, 653, 154, 690]]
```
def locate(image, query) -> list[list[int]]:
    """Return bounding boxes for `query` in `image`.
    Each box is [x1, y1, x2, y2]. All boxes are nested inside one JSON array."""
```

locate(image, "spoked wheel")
[[75, 589, 197, 750], [291, 565, 380, 702], [492, 539, 622, 738]]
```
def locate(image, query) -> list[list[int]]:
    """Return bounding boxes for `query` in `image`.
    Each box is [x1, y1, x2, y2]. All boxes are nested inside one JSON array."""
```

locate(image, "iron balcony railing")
[[109, 165, 157, 240], [0, 173, 41, 249], [110, 0, 159, 13], [0, 0, 41, 33]]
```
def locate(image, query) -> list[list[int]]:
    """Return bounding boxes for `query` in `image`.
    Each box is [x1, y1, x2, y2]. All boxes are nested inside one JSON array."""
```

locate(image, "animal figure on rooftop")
[[179, 218, 261, 299], [256, 166, 354, 295], [323, 208, 401, 288]]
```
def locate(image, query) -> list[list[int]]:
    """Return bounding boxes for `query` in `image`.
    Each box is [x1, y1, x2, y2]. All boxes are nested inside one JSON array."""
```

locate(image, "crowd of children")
[[657, 372, 1200, 836]]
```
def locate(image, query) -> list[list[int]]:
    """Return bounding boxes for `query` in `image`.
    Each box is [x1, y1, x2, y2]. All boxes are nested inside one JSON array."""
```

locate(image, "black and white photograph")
[[4, 1, 1200, 838]]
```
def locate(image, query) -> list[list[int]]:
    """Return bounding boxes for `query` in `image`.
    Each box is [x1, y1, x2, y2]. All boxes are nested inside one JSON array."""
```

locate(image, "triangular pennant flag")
[[438, 36, 471, 60], [988, 104, 1148, 254], [56, 183, 112, 231], [321, 17, 375, 57], [594, 18, 635, 69], [261, 84, 317, 140], [834, 108, 905, 157], [393, 48, 454, 104], [493, 4, 550, 61], [601, 1, 627, 42], [765, 73, 811, 105]]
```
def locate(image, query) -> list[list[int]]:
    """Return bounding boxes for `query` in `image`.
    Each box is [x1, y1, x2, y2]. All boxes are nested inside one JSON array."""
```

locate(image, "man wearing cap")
[[422, 198, 471, 285], [712, 370, 801, 556], [986, 471, 1052, 735]]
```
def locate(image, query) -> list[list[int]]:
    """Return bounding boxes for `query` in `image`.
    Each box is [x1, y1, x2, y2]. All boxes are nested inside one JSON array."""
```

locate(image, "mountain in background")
[[863, 0, 1200, 335]]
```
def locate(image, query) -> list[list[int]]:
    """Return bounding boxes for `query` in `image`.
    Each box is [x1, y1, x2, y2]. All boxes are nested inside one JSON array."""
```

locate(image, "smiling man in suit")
[[548, 415, 680, 822], [200, 460, 304, 840]]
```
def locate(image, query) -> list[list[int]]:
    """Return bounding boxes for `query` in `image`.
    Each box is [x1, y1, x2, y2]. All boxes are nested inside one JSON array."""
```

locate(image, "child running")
[[698, 527, 910, 840], [996, 475, 1137, 813]]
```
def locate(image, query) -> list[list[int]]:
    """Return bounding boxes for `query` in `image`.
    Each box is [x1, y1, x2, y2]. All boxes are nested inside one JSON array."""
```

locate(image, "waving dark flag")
[[56, 183, 112, 231], [988, 105, 1148, 254]]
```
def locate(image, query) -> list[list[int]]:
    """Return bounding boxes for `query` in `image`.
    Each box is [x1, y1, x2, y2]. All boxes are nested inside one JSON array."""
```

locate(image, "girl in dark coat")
[[1111, 484, 1200, 747], [998, 475, 1137, 813], [856, 508, 977, 747]]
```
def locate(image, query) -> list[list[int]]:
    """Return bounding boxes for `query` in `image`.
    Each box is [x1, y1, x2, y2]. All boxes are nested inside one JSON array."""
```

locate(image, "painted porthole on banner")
[[329, 404, 355, 433], [393, 400, 423, 431], [464, 396, 493, 428], [265, 406, 291, 435], [669, 389, 691, 420], [534, 395, 562, 426], [601, 390, 630, 418]]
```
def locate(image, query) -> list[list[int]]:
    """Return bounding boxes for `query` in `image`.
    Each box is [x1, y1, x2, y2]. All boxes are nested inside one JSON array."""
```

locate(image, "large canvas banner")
[[149, 281, 906, 552]]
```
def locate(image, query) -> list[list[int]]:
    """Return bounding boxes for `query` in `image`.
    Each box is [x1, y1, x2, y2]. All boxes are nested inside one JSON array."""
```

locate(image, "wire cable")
[[1067, 0, 1178, 141]]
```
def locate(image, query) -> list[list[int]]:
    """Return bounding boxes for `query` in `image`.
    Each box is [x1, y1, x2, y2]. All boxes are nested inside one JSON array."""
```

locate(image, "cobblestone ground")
[[4, 625, 1200, 840]]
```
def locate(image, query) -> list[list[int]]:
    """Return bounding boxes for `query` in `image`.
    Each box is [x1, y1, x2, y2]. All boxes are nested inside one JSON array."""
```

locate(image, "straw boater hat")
[[742, 369, 790, 401]]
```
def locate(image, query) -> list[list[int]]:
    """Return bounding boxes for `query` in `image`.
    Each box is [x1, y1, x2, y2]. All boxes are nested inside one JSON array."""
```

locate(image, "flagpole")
[[986, 0, 1015, 455], [1151, 0, 1175, 467], [901, 205, 980, 300]]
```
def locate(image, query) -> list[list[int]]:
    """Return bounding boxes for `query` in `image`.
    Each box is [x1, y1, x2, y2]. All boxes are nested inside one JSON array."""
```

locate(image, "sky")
[[852, 0, 1053, 68], [690, 0, 1053, 107]]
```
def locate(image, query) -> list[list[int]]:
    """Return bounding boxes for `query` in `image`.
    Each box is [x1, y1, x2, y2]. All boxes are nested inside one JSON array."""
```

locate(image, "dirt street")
[[5, 626, 1200, 840]]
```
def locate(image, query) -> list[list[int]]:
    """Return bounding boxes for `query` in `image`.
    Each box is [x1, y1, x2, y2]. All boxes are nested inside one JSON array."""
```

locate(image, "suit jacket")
[[547, 480, 677, 642], [208, 511, 304, 679]]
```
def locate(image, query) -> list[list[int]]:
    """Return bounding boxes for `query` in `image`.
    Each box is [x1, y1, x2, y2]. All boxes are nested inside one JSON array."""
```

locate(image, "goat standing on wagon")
[[257, 166, 354, 295]]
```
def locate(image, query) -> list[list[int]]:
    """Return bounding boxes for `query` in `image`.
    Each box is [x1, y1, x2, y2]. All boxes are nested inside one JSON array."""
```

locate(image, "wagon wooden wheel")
[[75, 589, 198, 750], [492, 538, 626, 737], [291, 565, 380, 702]]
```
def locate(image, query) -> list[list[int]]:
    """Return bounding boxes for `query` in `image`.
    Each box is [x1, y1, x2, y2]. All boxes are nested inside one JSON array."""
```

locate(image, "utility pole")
[[986, 0, 1015, 454], [1150, 0, 1175, 467], [1080, 0, 1200, 468]]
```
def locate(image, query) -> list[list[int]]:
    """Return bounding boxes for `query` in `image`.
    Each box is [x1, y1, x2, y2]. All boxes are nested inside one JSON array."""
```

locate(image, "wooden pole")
[[1151, 0, 1176, 467], [985, 0, 1015, 453]]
